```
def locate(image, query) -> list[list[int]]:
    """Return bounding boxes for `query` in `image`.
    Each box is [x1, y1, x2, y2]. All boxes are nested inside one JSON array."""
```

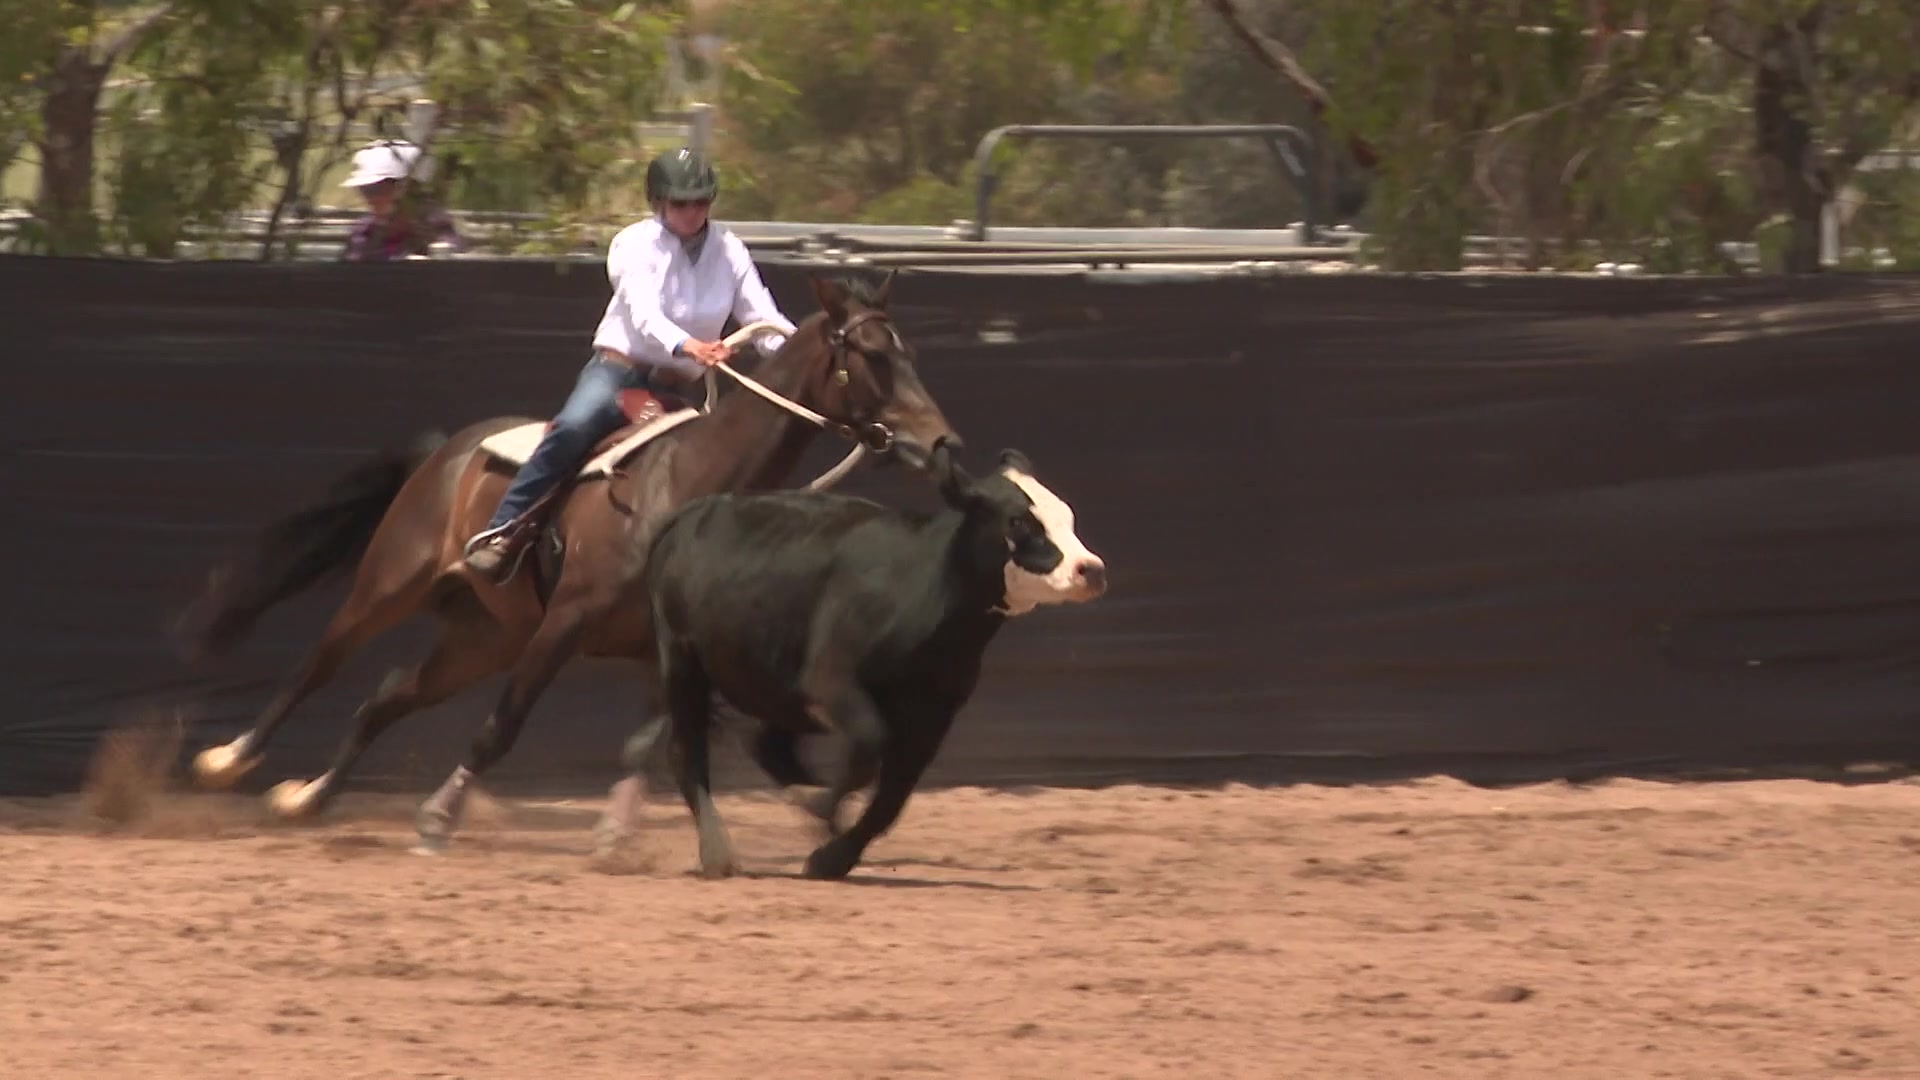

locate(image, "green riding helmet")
[[646, 147, 719, 202]]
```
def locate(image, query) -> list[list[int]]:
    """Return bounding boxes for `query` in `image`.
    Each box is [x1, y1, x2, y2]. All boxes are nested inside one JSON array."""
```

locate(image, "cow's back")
[[646, 491, 922, 716]]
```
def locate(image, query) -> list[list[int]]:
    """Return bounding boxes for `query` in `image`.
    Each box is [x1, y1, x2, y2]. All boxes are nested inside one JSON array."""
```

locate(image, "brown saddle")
[[596, 389, 673, 455], [527, 389, 675, 458], [503, 388, 688, 530]]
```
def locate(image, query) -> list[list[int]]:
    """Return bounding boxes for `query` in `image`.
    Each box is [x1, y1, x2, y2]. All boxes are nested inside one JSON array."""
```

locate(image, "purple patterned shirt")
[[341, 207, 465, 262]]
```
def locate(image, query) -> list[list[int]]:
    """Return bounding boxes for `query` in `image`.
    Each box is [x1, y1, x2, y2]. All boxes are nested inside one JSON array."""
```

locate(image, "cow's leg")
[[748, 725, 823, 790], [592, 700, 815, 859], [800, 681, 887, 815], [663, 643, 735, 878], [803, 712, 951, 881], [752, 724, 866, 833], [795, 677, 917, 878], [794, 604, 888, 827], [414, 605, 586, 854], [795, 745, 878, 837]]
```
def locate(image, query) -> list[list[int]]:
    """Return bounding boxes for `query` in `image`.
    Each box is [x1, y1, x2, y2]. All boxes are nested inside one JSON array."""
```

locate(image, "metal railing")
[[968, 123, 1319, 243], [0, 209, 1806, 274]]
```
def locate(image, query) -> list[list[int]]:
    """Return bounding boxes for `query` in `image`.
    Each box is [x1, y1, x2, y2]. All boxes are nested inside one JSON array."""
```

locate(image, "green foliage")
[[2, 0, 687, 254], [710, 0, 1206, 227], [711, 0, 1071, 221], [418, 0, 682, 214], [1290, 0, 1920, 271], [98, 2, 305, 256], [8, 0, 1920, 270]]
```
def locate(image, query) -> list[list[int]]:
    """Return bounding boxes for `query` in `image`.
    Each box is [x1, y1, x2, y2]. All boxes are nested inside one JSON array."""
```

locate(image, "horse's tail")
[[171, 429, 450, 660]]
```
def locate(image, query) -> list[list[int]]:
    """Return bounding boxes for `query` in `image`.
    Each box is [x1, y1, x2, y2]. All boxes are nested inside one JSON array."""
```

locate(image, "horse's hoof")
[[192, 743, 260, 789], [783, 784, 827, 808], [783, 785, 840, 829], [589, 822, 630, 862], [410, 834, 450, 857], [265, 778, 323, 819]]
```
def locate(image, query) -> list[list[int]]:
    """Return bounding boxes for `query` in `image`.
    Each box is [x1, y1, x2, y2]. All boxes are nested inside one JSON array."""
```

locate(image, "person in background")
[[339, 139, 464, 262]]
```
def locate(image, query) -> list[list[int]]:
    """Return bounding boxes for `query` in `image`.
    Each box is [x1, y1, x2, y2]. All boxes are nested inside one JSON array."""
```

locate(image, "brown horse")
[[173, 272, 961, 853]]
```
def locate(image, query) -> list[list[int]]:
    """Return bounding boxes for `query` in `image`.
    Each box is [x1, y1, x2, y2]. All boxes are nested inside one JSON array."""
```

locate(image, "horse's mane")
[[765, 273, 889, 344], [837, 274, 889, 308]]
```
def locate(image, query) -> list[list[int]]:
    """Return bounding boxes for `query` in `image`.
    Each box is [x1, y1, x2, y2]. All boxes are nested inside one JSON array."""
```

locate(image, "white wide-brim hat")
[[342, 140, 426, 187]]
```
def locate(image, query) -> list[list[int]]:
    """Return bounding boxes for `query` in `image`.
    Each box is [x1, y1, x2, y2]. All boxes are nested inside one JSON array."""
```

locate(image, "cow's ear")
[[997, 448, 1034, 476]]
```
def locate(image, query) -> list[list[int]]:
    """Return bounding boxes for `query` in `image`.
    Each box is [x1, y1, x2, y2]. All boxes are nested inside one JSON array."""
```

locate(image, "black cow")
[[642, 444, 1108, 880]]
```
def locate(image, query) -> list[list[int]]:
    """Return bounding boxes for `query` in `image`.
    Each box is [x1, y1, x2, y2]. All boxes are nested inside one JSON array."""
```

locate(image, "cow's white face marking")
[[999, 468, 1106, 616]]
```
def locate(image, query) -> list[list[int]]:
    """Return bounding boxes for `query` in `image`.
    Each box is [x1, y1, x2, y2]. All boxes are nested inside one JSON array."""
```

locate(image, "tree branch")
[[100, 4, 176, 67], [1700, 0, 1759, 66], [1195, 0, 1378, 168]]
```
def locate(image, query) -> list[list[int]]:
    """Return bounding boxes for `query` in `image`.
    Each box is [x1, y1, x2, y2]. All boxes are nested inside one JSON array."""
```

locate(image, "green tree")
[[1275, 0, 1920, 272], [1699, 0, 1920, 272], [707, 0, 1188, 226], [0, 1, 178, 253], [2, 0, 686, 257], [419, 0, 681, 224]]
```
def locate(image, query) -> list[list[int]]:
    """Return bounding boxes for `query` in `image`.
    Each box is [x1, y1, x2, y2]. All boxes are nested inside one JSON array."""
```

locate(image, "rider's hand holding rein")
[[677, 338, 734, 367]]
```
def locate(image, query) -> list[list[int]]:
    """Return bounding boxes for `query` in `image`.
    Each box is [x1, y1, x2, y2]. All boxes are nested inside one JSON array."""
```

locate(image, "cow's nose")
[[1077, 560, 1107, 595]]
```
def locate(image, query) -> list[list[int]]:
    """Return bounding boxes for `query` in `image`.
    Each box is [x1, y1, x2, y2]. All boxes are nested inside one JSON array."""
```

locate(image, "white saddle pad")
[[477, 407, 702, 478]]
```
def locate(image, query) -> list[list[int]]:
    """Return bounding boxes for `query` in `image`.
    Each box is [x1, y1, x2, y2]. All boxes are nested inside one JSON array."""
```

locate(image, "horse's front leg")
[[414, 604, 588, 855]]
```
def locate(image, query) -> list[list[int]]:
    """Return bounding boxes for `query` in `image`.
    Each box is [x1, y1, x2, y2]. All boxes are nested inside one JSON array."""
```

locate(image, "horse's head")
[[803, 271, 961, 470]]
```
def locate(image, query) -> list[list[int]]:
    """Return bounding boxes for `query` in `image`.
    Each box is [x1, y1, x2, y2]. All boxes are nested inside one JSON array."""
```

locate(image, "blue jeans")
[[483, 354, 675, 532]]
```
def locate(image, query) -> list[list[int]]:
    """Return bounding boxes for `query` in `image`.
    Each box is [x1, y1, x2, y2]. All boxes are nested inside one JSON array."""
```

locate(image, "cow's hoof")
[[802, 845, 856, 881], [696, 836, 737, 879]]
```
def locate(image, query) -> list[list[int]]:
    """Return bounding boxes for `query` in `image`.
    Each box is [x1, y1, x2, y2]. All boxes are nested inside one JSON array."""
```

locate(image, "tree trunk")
[[35, 47, 111, 255], [1751, 7, 1827, 274], [259, 119, 313, 261], [1195, 0, 1379, 171], [30, 5, 177, 255]]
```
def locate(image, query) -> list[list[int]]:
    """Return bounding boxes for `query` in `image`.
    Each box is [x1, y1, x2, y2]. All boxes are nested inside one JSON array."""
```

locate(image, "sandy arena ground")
[[4, 761, 1920, 1079]]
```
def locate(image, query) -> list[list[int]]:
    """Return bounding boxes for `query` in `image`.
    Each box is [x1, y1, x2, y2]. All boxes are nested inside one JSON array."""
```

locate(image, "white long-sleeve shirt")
[[592, 217, 798, 380]]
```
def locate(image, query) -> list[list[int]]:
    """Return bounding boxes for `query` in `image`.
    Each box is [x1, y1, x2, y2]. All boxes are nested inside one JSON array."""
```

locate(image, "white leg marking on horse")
[[192, 736, 260, 786], [266, 772, 333, 818]]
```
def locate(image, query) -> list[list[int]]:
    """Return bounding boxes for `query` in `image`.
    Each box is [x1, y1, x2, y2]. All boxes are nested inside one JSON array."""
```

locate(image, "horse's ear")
[[932, 441, 975, 508], [811, 275, 850, 322], [870, 268, 897, 309], [997, 448, 1034, 476]]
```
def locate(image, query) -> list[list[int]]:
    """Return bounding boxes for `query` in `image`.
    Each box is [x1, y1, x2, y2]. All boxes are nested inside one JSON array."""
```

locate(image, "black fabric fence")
[[5, 253, 1920, 797]]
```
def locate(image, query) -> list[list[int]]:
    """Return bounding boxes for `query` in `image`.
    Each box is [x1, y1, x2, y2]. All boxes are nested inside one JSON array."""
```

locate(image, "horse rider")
[[463, 147, 800, 581]]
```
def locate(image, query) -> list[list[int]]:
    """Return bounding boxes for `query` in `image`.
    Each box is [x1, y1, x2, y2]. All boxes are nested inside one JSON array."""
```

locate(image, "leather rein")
[[704, 312, 899, 491]]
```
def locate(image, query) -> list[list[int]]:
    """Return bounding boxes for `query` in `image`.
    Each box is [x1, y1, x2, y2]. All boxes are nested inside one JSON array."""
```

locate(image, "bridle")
[[705, 313, 902, 491]]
